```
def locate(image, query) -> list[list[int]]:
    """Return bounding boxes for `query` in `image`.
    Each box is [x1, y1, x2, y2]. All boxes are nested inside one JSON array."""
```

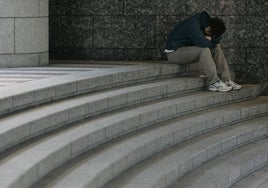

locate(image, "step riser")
[[26, 101, 268, 188], [0, 64, 186, 116], [0, 86, 259, 154], [153, 129, 268, 188], [2, 63, 264, 188], [1, 97, 266, 188], [103, 117, 268, 188], [0, 78, 205, 153], [228, 159, 268, 188], [170, 139, 268, 188], [61, 107, 268, 188], [232, 165, 268, 188]]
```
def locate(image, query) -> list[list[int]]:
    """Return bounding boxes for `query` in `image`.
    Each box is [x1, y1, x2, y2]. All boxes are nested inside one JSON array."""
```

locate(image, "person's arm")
[[211, 36, 222, 45], [184, 18, 216, 48]]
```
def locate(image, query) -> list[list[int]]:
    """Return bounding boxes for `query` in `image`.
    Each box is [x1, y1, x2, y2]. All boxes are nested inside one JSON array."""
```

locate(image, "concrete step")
[[15, 97, 267, 188], [0, 83, 258, 154], [0, 62, 258, 188], [0, 77, 206, 153], [0, 63, 196, 116], [231, 165, 268, 188], [103, 115, 268, 188], [168, 136, 268, 188]]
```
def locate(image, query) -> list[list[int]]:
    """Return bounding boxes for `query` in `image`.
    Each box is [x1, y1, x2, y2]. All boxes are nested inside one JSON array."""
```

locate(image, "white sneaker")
[[224, 80, 242, 90], [208, 80, 232, 92]]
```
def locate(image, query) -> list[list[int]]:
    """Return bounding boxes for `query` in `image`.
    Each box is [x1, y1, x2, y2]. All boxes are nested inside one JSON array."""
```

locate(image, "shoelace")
[[218, 81, 225, 87]]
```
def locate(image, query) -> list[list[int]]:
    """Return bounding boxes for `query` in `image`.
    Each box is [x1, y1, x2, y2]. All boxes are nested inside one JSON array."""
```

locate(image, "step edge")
[[0, 86, 259, 154], [0, 64, 188, 116], [39, 113, 268, 188], [168, 138, 268, 188], [1, 100, 268, 188]]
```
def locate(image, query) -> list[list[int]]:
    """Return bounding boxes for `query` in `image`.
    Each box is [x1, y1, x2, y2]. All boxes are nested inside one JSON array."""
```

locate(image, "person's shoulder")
[[184, 15, 198, 25]]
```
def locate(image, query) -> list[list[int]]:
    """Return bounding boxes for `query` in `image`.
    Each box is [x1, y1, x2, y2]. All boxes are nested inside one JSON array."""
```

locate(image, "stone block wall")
[[0, 0, 49, 68], [50, 0, 267, 94]]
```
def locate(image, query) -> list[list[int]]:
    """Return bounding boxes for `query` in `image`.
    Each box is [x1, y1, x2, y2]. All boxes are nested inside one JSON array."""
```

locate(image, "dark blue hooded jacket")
[[165, 11, 221, 50]]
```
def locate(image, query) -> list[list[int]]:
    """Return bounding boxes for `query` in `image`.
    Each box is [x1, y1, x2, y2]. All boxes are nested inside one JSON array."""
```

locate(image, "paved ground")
[[0, 62, 141, 87]]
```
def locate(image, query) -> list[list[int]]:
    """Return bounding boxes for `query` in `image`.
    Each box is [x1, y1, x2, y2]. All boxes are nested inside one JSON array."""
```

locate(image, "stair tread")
[[0, 63, 263, 188], [0, 77, 204, 122], [3, 92, 265, 162], [0, 77, 205, 152], [0, 85, 259, 155], [102, 116, 268, 188], [169, 137, 268, 188], [231, 164, 268, 188], [6, 97, 268, 188], [0, 77, 201, 121], [0, 63, 188, 116]]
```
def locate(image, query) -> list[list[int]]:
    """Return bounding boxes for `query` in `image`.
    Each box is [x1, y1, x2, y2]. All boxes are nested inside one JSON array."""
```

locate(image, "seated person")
[[165, 11, 241, 92]]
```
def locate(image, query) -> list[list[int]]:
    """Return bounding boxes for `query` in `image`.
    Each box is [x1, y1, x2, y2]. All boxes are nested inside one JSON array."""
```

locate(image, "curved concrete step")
[[0, 77, 205, 153], [0, 84, 258, 154], [231, 165, 268, 188], [24, 97, 268, 188], [169, 137, 268, 188], [103, 116, 268, 188], [0, 63, 191, 116], [0, 87, 262, 188]]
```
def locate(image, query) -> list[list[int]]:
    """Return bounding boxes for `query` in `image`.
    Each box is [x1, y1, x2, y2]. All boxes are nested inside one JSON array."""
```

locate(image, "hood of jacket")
[[165, 11, 217, 50], [196, 11, 210, 30]]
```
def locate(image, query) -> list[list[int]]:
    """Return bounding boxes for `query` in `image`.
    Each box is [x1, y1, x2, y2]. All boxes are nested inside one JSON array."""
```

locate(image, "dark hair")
[[209, 18, 226, 37]]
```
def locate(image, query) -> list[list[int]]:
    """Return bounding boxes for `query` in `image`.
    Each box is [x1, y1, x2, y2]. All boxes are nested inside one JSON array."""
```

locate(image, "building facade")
[[0, 0, 49, 67]]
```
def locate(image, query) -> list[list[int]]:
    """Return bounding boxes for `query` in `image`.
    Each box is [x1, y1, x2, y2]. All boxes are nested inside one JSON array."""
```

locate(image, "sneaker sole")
[[208, 87, 232, 92]]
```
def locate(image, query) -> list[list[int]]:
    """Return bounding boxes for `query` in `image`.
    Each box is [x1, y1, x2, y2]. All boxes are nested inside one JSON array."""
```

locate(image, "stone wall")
[[50, 0, 267, 94], [0, 0, 49, 67]]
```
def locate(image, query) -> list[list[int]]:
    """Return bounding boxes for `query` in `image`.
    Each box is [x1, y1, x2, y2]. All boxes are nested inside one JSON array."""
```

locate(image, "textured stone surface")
[[124, 0, 155, 15], [221, 16, 248, 48], [246, 16, 268, 48], [40, 0, 49, 17], [50, 16, 93, 49], [222, 48, 245, 65], [0, 19, 14, 54], [0, 0, 49, 67], [215, 0, 247, 15], [247, 48, 268, 65], [49, 0, 124, 16], [50, 47, 161, 61], [124, 0, 186, 15], [241, 48, 268, 95], [156, 0, 186, 15], [0, 0, 39, 17], [15, 18, 49, 53], [247, 0, 268, 15], [94, 16, 155, 48], [39, 53, 49, 66], [0, 54, 40, 67], [187, 0, 216, 15]]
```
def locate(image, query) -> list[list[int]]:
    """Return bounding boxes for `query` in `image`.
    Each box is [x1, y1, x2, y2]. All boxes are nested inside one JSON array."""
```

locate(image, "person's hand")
[[205, 36, 212, 41]]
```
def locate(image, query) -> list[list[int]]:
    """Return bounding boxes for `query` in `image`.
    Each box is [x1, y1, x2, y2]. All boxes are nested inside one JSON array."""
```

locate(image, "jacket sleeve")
[[184, 18, 216, 49], [211, 36, 222, 45]]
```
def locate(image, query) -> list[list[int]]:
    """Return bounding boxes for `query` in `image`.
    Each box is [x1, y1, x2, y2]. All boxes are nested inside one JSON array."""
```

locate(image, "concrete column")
[[0, 0, 49, 67]]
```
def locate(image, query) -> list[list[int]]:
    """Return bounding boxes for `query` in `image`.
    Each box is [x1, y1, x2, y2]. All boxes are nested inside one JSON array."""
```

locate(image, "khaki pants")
[[167, 45, 231, 86]]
